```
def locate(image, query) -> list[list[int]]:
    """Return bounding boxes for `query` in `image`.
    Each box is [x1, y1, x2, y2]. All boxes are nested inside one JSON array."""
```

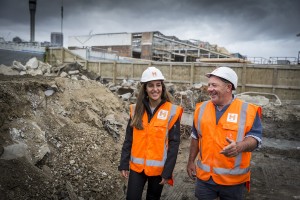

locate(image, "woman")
[[118, 66, 183, 200]]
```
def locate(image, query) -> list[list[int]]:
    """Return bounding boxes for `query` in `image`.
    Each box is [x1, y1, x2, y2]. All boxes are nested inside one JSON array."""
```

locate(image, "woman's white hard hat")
[[206, 66, 238, 90], [140, 66, 165, 83]]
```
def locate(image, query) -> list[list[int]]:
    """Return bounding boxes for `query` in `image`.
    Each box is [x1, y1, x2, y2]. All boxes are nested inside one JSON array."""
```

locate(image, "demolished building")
[[68, 31, 232, 62]]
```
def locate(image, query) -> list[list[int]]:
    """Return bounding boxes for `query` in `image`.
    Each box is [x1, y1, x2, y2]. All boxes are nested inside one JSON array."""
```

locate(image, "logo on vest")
[[227, 113, 238, 123], [157, 110, 168, 120]]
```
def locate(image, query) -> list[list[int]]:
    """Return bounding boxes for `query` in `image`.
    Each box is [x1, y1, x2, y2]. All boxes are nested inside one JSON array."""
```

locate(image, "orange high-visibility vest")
[[194, 98, 261, 185], [129, 102, 183, 176]]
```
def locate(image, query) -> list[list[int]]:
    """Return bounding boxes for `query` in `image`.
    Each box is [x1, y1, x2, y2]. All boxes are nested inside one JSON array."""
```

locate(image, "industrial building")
[[68, 31, 232, 62]]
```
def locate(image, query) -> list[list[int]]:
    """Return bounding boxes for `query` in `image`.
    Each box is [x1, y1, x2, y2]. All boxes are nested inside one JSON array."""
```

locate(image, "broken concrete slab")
[[0, 142, 28, 160]]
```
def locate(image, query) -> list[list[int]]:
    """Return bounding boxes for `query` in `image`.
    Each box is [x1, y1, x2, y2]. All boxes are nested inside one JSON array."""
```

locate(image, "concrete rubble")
[[0, 57, 213, 112], [4, 57, 278, 112]]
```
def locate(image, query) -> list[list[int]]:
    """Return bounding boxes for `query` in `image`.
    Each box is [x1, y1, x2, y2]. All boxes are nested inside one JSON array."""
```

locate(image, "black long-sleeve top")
[[118, 98, 181, 179]]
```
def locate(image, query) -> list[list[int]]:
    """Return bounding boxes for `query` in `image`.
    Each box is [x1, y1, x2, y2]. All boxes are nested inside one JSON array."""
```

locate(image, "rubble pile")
[[0, 57, 211, 112], [1, 59, 210, 122], [0, 74, 128, 199]]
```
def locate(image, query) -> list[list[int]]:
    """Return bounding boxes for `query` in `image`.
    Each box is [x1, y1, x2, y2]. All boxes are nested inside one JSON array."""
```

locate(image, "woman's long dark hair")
[[130, 81, 173, 130]]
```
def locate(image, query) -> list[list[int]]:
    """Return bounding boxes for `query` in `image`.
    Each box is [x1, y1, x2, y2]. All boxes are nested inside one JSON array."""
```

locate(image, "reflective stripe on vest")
[[130, 104, 179, 167], [196, 101, 250, 175], [131, 157, 144, 164], [196, 101, 209, 137]]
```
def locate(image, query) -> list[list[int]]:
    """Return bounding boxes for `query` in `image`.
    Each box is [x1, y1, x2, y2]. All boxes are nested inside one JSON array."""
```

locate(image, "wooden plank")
[[113, 62, 116, 84], [242, 64, 247, 92], [98, 62, 101, 76], [190, 63, 194, 85], [272, 68, 278, 93], [246, 84, 300, 90]]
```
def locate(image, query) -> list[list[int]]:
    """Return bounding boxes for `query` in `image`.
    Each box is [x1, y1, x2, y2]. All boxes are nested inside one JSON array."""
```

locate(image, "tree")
[[13, 36, 23, 43]]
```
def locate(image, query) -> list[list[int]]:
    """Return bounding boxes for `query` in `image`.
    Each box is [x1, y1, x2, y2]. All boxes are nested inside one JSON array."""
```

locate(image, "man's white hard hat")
[[206, 66, 238, 90], [140, 66, 165, 83]]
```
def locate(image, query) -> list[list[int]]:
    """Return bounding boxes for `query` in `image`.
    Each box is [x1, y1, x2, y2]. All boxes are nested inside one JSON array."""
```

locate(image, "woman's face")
[[145, 80, 163, 101]]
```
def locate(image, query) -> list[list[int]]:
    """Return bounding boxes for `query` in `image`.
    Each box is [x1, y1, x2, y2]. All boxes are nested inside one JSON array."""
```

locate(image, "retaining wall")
[[47, 47, 300, 101]]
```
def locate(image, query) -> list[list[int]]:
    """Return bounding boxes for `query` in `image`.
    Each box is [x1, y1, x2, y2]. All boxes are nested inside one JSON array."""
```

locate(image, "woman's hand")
[[120, 170, 129, 178], [159, 178, 169, 185]]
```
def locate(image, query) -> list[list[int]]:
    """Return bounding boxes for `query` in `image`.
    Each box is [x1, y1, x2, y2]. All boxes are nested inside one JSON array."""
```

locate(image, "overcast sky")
[[0, 0, 299, 59]]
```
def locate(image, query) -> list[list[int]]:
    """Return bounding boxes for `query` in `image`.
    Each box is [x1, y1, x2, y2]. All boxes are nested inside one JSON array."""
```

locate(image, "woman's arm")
[[118, 119, 133, 171]]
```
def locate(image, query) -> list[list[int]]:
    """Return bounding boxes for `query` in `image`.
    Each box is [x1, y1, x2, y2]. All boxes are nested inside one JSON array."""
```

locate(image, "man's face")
[[207, 76, 231, 105]]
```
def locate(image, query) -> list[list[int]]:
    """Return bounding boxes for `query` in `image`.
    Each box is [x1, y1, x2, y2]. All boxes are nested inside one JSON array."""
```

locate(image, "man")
[[187, 66, 262, 200]]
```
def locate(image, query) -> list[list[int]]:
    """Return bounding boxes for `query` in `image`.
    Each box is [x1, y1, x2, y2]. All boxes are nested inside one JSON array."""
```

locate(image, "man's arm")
[[187, 137, 199, 179], [220, 111, 262, 157], [245, 112, 263, 148], [220, 135, 258, 157], [237, 136, 258, 152]]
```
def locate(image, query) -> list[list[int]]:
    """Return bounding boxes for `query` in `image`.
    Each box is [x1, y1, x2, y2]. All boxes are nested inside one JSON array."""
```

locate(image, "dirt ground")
[[0, 74, 299, 200]]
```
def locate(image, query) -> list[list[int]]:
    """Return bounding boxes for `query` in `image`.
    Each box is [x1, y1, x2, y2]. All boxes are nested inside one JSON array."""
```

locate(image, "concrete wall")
[[92, 45, 132, 57], [141, 32, 153, 60], [68, 33, 132, 47], [70, 48, 119, 61], [47, 47, 300, 101]]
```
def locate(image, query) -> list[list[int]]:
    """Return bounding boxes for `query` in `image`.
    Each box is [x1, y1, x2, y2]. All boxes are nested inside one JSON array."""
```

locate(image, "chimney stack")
[[29, 0, 37, 42]]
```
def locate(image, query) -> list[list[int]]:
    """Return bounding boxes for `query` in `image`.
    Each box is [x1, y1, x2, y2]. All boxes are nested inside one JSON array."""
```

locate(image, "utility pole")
[[29, 0, 37, 42], [61, 0, 63, 34], [61, 0, 64, 47], [297, 33, 300, 64]]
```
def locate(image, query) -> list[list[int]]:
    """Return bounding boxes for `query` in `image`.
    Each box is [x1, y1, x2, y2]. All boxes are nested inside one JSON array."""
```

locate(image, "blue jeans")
[[195, 178, 245, 200]]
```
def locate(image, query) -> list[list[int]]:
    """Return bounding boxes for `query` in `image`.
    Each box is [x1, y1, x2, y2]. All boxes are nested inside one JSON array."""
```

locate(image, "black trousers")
[[126, 170, 164, 200]]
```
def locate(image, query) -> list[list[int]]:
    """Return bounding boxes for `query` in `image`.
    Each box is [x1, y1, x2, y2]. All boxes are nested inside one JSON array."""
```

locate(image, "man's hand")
[[187, 161, 197, 180], [220, 137, 239, 157]]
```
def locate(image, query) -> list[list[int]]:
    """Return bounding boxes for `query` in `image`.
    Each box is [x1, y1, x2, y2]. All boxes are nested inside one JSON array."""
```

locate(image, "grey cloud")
[[0, 0, 299, 58]]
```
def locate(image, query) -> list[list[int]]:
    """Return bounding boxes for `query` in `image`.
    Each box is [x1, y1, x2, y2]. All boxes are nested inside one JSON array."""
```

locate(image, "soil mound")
[[0, 75, 128, 200]]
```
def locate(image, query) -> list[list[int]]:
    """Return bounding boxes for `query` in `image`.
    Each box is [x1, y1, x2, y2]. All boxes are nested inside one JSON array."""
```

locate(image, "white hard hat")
[[140, 66, 165, 83], [206, 67, 238, 90]]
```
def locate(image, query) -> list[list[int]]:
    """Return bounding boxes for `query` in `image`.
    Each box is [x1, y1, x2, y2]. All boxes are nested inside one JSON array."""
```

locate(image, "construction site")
[[0, 49, 300, 199], [0, 0, 300, 200]]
